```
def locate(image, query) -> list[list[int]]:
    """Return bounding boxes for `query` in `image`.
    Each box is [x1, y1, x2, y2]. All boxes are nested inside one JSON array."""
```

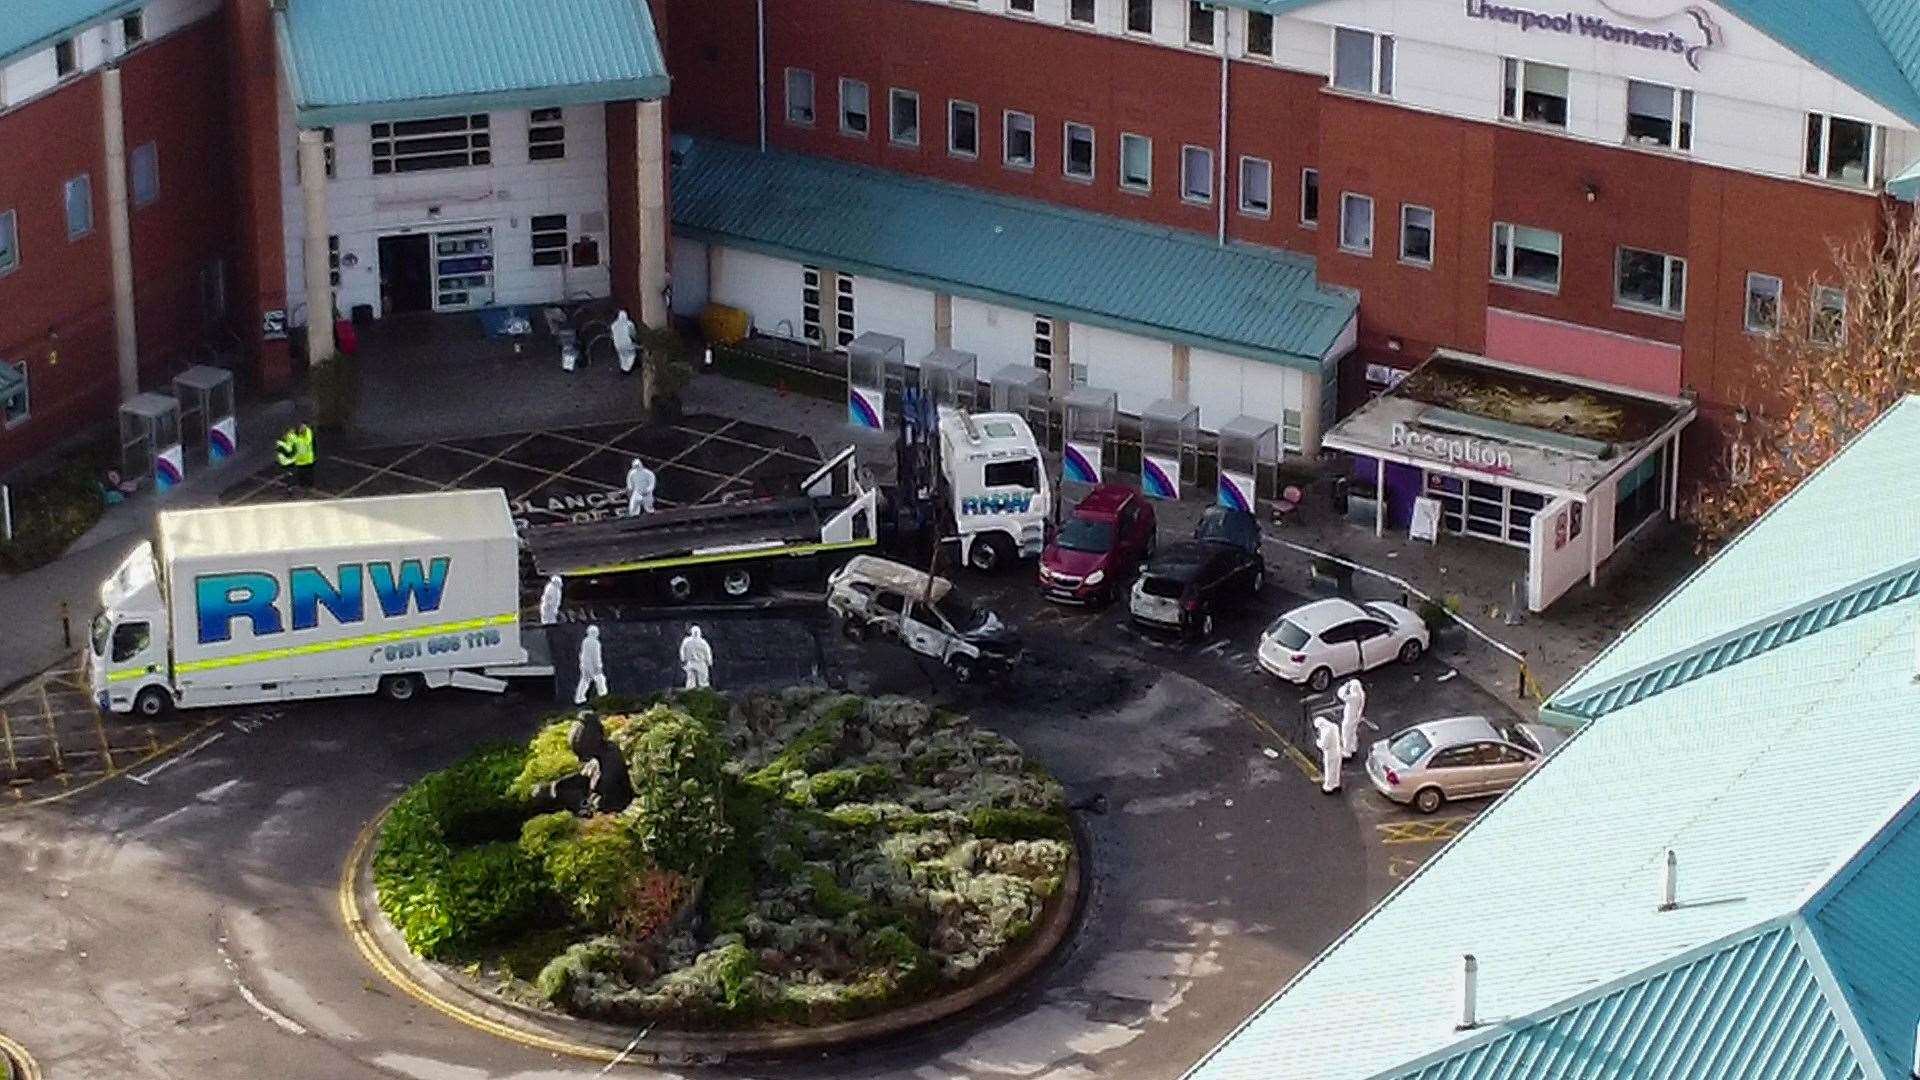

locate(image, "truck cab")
[[89, 542, 174, 717], [937, 409, 1051, 573]]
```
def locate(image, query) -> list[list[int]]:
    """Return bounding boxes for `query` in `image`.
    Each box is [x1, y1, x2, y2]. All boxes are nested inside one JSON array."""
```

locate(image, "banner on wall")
[[209, 416, 237, 463], [1141, 451, 1180, 500], [1217, 468, 1256, 513], [154, 443, 185, 494], [1063, 440, 1103, 485], [848, 384, 884, 431]]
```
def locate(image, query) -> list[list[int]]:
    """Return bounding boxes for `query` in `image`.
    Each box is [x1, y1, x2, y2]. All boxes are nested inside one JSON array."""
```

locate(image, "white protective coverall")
[[574, 625, 608, 704], [539, 575, 564, 625], [1314, 716, 1343, 794], [626, 458, 657, 517], [680, 625, 714, 689], [1338, 678, 1368, 759], [611, 310, 639, 373]]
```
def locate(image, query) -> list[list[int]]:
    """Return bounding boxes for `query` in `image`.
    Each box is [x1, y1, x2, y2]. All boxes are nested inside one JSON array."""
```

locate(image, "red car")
[[1038, 485, 1157, 606]]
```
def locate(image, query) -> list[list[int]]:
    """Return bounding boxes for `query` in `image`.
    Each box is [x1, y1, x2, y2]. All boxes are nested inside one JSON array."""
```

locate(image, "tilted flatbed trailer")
[[525, 448, 880, 602]]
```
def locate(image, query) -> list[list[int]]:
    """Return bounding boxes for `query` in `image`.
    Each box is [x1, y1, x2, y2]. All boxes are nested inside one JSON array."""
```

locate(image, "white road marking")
[[196, 779, 241, 803], [216, 938, 309, 1037], [125, 732, 225, 786]]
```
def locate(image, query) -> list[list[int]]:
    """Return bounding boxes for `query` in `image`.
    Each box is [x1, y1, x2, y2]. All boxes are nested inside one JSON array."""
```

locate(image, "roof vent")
[[1659, 849, 1678, 912], [1456, 954, 1479, 1031]]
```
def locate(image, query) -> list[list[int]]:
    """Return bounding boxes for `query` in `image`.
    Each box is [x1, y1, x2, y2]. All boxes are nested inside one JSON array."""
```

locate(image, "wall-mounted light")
[[341, 252, 359, 269], [1584, 183, 1600, 203], [1387, 337, 1403, 352]]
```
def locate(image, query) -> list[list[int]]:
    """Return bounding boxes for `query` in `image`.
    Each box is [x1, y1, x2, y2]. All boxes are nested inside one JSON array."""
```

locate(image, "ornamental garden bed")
[[372, 688, 1075, 1030]]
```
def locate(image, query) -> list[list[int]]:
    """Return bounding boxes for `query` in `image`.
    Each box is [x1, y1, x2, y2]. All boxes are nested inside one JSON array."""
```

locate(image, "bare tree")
[[1689, 210, 1920, 549]]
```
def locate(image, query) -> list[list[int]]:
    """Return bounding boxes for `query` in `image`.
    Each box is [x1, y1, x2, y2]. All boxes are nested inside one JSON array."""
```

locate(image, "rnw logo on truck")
[[961, 492, 1035, 516], [195, 558, 452, 645]]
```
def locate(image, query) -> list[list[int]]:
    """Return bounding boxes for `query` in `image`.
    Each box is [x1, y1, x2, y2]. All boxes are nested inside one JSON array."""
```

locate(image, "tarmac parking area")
[[220, 414, 824, 529]]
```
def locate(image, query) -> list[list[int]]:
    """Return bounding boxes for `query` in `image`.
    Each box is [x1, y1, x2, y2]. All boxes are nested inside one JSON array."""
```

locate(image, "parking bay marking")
[[1376, 816, 1471, 845]]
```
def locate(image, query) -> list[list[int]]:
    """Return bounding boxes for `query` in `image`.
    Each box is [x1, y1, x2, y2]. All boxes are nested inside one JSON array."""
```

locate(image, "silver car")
[[1365, 715, 1569, 814]]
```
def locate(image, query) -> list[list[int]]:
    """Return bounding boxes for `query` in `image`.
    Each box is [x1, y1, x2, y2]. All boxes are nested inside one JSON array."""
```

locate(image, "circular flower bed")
[[372, 689, 1073, 1029]]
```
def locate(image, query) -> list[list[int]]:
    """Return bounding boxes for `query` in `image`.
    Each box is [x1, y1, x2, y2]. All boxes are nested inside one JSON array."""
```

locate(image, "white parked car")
[[1256, 597, 1430, 692]]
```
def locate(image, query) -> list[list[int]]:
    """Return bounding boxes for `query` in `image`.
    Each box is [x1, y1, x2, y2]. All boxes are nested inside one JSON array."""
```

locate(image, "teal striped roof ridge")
[[277, 0, 669, 127], [1546, 553, 1920, 723], [670, 138, 1357, 370]]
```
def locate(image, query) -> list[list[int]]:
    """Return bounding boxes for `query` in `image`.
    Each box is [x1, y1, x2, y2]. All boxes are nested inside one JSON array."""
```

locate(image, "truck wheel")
[[133, 686, 172, 719], [968, 534, 1012, 574], [380, 674, 421, 704], [720, 568, 754, 598], [661, 572, 697, 603]]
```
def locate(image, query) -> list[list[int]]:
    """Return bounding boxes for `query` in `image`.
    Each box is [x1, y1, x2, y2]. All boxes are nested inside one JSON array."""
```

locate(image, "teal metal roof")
[[1547, 398, 1920, 713], [3, 0, 142, 67], [671, 139, 1357, 371], [1182, 397, 1920, 1080], [276, 0, 669, 128]]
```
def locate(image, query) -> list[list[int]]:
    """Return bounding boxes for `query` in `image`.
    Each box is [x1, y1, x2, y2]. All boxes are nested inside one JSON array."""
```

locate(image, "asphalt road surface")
[[0, 562, 1513, 1080]]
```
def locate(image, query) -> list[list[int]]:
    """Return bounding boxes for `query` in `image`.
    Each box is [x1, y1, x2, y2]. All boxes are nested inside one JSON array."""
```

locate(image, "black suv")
[[1127, 507, 1264, 639]]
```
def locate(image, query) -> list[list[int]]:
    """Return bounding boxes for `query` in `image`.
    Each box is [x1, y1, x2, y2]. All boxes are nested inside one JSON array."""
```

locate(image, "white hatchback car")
[[1257, 597, 1430, 692]]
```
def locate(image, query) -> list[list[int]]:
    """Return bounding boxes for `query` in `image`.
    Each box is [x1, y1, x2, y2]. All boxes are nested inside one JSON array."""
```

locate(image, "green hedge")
[[0, 461, 105, 574], [374, 746, 547, 958], [969, 807, 1072, 842], [625, 713, 730, 877], [522, 813, 650, 929]]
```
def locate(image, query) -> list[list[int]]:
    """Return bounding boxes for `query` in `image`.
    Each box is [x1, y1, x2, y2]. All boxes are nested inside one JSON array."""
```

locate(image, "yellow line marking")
[[1228, 703, 1321, 783], [176, 613, 518, 676], [1376, 816, 1471, 845], [0, 1032, 43, 1080], [0, 716, 225, 810], [564, 537, 877, 578], [338, 810, 623, 1064]]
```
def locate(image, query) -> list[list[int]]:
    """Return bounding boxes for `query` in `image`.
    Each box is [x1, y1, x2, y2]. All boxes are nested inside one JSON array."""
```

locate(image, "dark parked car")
[[1038, 484, 1157, 605], [1128, 507, 1264, 639]]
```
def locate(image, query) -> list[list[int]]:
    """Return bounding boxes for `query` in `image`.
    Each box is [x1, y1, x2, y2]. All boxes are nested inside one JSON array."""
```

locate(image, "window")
[[55, 39, 76, 78], [1502, 58, 1569, 127], [111, 621, 151, 663], [1400, 204, 1433, 265], [1616, 247, 1686, 315], [1744, 272, 1781, 335], [949, 100, 979, 158], [785, 68, 815, 125], [1806, 113, 1876, 186], [531, 214, 568, 267], [64, 174, 93, 239], [1239, 156, 1272, 216], [529, 108, 566, 160], [328, 235, 340, 287], [122, 11, 145, 46], [1627, 80, 1692, 151], [1338, 192, 1373, 254], [130, 141, 159, 207], [0, 210, 16, 276], [1127, 0, 1152, 34], [1612, 443, 1667, 543], [889, 89, 920, 146], [1064, 122, 1095, 180], [2, 362, 26, 428], [985, 458, 1042, 489], [371, 114, 490, 173], [1332, 28, 1393, 95], [1812, 286, 1847, 346], [1300, 168, 1319, 227], [802, 264, 823, 344], [1009, 0, 1035, 12], [297, 127, 337, 182], [1070, 0, 1096, 25], [840, 79, 870, 137], [1282, 408, 1303, 449], [1120, 133, 1152, 192], [1491, 222, 1562, 291], [1247, 11, 1274, 57], [1180, 145, 1213, 204], [1034, 316, 1055, 374], [1188, 1, 1216, 46], [1004, 110, 1035, 168]]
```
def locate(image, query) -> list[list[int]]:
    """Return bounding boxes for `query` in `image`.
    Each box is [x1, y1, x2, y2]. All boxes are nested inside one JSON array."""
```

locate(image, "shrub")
[[792, 765, 893, 809], [535, 815, 651, 929], [442, 843, 548, 942], [858, 925, 938, 995], [704, 783, 769, 935], [510, 721, 584, 801], [672, 688, 731, 733], [612, 867, 694, 946], [536, 935, 625, 1006], [969, 807, 1071, 843], [0, 461, 106, 574], [623, 710, 731, 877]]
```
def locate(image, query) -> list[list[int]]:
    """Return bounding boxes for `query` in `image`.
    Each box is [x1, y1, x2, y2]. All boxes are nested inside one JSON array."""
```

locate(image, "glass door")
[[1424, 472, 1543, 549], [433, 227, 494, 312]]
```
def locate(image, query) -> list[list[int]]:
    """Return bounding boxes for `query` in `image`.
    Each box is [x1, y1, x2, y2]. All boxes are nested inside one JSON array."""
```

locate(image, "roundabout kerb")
[[340, 791, 1087, 1066], [0, 1032, 43, 1080]]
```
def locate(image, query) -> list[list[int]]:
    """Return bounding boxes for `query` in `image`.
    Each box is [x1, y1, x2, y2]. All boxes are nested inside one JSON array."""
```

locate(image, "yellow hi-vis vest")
[[293, 427, 315, 467], [275, 430, 299, 467]]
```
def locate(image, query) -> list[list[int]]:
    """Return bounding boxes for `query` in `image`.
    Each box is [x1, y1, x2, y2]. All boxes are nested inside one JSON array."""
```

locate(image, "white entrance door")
[[433, 227, 494, 312]]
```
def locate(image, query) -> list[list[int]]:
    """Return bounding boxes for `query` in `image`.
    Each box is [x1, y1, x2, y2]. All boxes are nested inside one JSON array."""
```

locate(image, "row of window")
[[0, 144, 161, 278], [297, 110, 567, 183]]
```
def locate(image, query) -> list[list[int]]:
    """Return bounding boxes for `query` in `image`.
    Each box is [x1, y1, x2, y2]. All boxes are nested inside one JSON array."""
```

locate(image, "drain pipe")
[[756, 0, 768, 152], [101, 65, 139, 402], [1215, 6, 1229, 247]]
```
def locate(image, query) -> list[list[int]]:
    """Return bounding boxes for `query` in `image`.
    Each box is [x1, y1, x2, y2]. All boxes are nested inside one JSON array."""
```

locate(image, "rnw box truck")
[[89, 490, 538, 717]]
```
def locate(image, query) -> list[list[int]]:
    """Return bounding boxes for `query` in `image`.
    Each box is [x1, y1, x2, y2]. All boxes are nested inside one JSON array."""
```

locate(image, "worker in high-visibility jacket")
[[292, 423, 316, 489], [275, 426, 301, 485]]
